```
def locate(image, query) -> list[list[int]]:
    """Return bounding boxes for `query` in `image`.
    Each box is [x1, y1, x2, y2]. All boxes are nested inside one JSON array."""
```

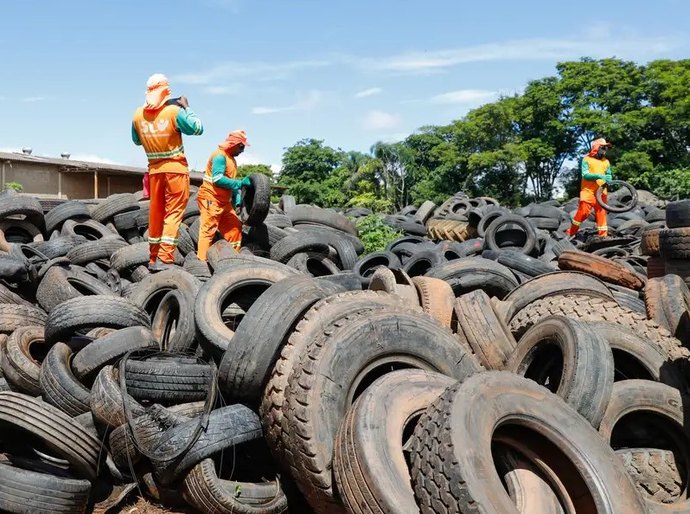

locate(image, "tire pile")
[[0, 184, 688, 513]]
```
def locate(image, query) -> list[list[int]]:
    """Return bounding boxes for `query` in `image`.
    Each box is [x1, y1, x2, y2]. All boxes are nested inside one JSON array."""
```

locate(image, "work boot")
[[148, 259, 175, 273]]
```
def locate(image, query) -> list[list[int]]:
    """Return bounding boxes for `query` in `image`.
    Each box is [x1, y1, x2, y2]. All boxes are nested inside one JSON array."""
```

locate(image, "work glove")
[[241, 177, 252, 188], [596, 178, 606, 187]]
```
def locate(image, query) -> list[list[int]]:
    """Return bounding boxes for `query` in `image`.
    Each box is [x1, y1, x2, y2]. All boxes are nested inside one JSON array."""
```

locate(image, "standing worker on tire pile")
[[565, 138, 613, 239], [196, 130, 252, 261], [132, 73, 204, 272]]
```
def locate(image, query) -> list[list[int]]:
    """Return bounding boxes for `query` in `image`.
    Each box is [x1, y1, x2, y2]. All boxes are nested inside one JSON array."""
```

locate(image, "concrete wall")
[[2, 161, 60, 196]]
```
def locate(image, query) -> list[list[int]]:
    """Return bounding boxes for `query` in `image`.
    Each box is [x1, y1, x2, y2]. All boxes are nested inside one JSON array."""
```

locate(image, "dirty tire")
[[599, 380, 690, 511], [123, 357, 212, 404], [44, 296, 150, 346], [0, 461, 92, 514], [454, 289, 517, 370], [644, 274, 690, 346], [128, 267, 201, 316], [39, 342, 91, 416], [333, 370, 454, 514], [260, 291, 411, 466], [44, 200, 92, 233], [483, 214, 538, 254], [90, 366, 145, 429], [36, 265, 115, 313], [90, 193, 139, 223], [411, 276, 455, 328], [640, 229, 662, 256], [0, 392, 101, 481], [283, 308, 481, 511], [71, 326, 158, 382], [219, 275, 344, 404], [0, 326, 45, 396], [288, 205, 358, 236], [424, 257, 518, 299], [409, 371, 647, 514], [505, 316, 614, 427], [65, 236, 128, 265], [0, 304, 48, 335], [508, 295, 689, 363], [558, 249, 645, 290], [182, 458, 289, 514], [616, 449, 685, 506], [195, 266, 294, 357]]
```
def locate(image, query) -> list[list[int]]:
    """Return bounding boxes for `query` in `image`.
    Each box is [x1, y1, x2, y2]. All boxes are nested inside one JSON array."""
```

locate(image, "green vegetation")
[[3, 181, 23, 192], [355, 214, 403, 254], [262, 58, 690, 210]]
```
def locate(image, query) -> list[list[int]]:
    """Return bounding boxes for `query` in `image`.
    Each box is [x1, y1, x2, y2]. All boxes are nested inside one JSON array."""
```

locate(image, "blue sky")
[[1, 0, 688, 172]]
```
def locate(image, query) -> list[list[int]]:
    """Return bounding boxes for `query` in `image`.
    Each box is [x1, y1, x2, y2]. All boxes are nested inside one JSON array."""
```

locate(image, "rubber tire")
[[424, 257, 518, 299], [44, 201, 92, 233], [558, 249, 645, 290], [39, 342, 91, 416], [454, 289, 517, 370], [0, 326, 46, 396], [484, 214, 538, 255], [128, 267, 201, 318], [411, 276, 456, 328], [409, 371, 648, 514], [36, 265, 115, 313], [644, 274, 690, 346], [123, 357, 212, 405], [218, 275, 345, 404], [288, 205, 358, 236], [666, 200, 690, 228], [0, 304, 48, 335], [89, 365, 145, 430], [0, 391, 100, 481], [0, 461, 91, 514], [505, 316, 614, 427], [616, 449, 685, 506], [60, 219, 114, 241], [90, 193, 139, 223], [507, 295, 689, 363], [401, 249, 447, 277], [71, 326, 159, 382], [269, 233, 330, 264], [353, 251, 401, 288], [65, 236, 128, 265], [44, 296, 150, 346], [283, 308, 481, 511], [333, 370, 455, 514], [150, 289, 197, 352], [659, 228, 690, 259], [240, 173, 271, 227], [598, 380, 690, 512], [194, 266, 294, 357]]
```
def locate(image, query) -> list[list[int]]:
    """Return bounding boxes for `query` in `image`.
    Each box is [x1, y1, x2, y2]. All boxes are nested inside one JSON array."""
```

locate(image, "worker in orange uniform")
[[565, 138, 613, 238], [132, 73, 204, 272], [196, 130, 252, 261]]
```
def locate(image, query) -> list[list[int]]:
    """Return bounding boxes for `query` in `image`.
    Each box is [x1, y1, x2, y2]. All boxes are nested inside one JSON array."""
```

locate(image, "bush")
[[355, 215, 403, 255], [4, 182, 23, 192]]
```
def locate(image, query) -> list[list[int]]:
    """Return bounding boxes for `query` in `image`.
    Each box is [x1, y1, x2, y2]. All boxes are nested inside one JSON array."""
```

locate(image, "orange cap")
[[589, 138, 613, 156], [219, 130, 250, 150]]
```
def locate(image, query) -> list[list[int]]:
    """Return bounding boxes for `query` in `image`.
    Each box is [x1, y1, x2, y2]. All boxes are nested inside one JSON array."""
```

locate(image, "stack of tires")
[[660, 200, 690, 286], [0, 184, 688, 513]]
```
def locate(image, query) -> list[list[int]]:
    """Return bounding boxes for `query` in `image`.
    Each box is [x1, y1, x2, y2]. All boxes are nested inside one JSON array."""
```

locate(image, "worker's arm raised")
[[176, 107, 204, 136]]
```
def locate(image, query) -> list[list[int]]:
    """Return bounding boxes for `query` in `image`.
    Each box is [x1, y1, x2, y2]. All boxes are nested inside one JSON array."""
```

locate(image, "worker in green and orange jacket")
[[565, 138, 613, 238]]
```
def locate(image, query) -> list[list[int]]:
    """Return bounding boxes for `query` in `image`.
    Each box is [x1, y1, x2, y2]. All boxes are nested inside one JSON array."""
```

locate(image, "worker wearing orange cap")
[[565, 138, 613, 238], [196, 130, 253, 261], [132, 73, 204, 272]]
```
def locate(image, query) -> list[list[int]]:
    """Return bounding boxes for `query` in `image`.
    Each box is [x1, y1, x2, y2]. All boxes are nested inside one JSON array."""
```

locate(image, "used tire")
[[484, 214, 537, 255], [409, 371, 647, 514], [44, 200, 91, 233], [505, 316, 614, 427], [0, 326, 46, 396], [36, 265, 115, 313], [424, 257, 518, 299], [558, 249, 645, 290], [39, 342, 91, 416], [44, 296, 150, 346], [0, 304, 47, 335], [242, 174, 271, 227], [333, 370, 455, 514]]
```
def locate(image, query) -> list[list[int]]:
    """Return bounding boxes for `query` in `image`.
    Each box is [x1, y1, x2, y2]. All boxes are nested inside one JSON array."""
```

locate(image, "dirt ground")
[[95, 495, 193, 514]]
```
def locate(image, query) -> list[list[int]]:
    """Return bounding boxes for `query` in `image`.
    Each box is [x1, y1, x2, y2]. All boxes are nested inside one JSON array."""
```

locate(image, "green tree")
[[237, 164, 274, 180]]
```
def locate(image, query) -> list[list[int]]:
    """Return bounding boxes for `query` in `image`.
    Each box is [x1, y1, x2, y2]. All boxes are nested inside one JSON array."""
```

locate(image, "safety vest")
[[198, 149, 237, 205], [580, 155, 610, 203], [132, 105, 188, 174]]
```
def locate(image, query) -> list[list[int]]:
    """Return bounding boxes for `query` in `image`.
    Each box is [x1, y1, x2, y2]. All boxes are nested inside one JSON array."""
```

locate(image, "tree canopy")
[[264, 58, 690, 211]]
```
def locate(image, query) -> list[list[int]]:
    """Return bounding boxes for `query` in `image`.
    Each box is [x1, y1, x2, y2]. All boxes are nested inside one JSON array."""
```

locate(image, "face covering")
[[596, 148, 607, 159]]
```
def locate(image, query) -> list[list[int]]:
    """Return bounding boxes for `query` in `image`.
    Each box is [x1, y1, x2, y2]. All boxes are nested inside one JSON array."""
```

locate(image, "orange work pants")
[[196, 196, 242, 261], [566, 196, 608, 237], [148, 173, 190, 264]]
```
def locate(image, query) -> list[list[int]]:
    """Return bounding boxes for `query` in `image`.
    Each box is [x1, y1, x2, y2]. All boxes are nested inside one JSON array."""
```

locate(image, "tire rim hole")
[[522, 341, 564, 394], [306, 259, 332, 277], [73, 225, 102, 241], [66, 278, 100, 297], [611, 349, 655, 382], [348, 357, 430, 406], [407, 260, 432, 277]]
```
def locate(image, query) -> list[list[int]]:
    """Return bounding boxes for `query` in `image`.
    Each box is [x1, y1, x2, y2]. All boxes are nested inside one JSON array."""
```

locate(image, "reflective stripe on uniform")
[[202, 175, 214, 183], [230, 241, 241, 247], [145, 146, 185, 160], [160, 236, 178, 245], [596, 226, 608, 231], [571, 219, 581, 226], [148, 237, 161, 243]]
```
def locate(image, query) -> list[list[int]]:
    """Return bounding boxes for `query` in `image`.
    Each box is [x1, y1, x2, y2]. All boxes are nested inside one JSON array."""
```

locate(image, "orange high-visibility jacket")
[[580, 155, 611, 203], [198, 149, 240, 205], [132, 105, 200, 174]]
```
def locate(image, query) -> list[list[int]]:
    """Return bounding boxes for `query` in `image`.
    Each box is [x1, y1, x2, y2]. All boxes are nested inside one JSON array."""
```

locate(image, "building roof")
[[0, 151, 204, 182]]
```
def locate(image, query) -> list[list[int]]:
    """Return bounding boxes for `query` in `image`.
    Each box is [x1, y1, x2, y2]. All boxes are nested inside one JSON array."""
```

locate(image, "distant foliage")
[[355, 215, 403, 254]]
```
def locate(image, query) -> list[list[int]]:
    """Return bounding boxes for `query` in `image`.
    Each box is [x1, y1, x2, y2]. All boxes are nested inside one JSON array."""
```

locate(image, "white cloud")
[[203, 85, 241, 95], [357, 33, 681, 73], [0, 147, 21, 154], [362, 110, 401, 131], [22, 96, 45, 103], [430, 89, 498, 104], [354, 87, 383, 99], [236, 152, 280, 176], [252, 90, 325, 116], [173, 60, 331, 85]]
